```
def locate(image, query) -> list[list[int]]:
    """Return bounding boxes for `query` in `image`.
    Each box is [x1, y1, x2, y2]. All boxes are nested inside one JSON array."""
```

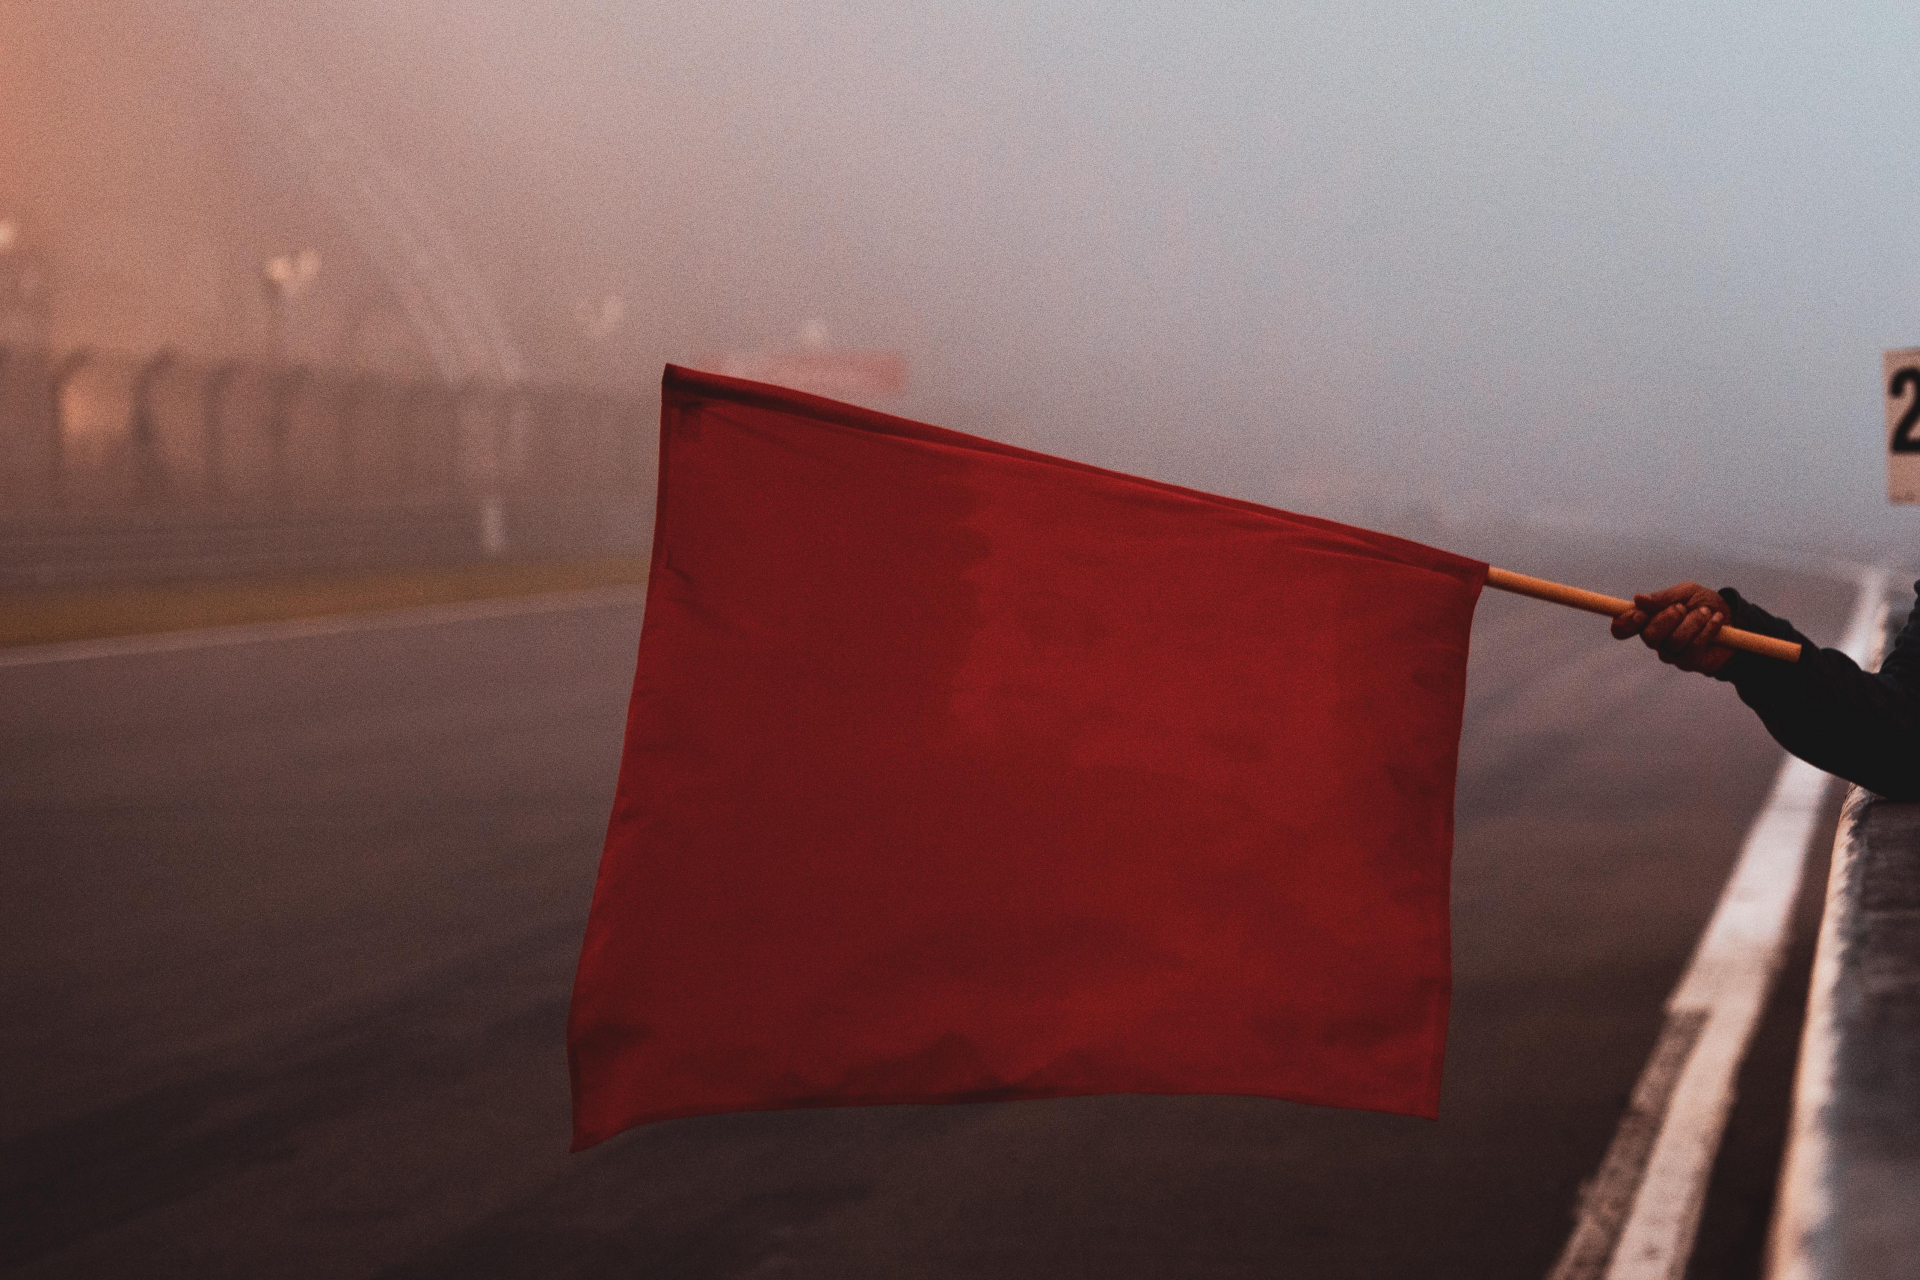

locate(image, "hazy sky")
[[201, 2, 1920, 556]]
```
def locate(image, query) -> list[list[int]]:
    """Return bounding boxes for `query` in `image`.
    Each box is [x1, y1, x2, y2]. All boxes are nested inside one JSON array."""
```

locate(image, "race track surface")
[[0, 530, 1862, 1278]]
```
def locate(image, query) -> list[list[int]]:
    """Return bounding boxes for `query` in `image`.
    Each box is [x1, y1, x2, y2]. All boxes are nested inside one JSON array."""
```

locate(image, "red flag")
[[569, 366, 1486, 1149]]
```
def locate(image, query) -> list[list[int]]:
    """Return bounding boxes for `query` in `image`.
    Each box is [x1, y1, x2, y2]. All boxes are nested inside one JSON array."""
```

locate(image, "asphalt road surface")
[[0, 530, 1863, 1279]]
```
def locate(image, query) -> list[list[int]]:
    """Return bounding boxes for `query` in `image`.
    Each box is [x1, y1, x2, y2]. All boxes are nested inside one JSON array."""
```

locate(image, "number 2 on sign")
[[1892, 367, 1920, 453]]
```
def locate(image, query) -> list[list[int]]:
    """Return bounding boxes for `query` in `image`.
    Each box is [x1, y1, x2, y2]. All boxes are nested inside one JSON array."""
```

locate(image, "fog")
[[12, 1, 1920, 558]]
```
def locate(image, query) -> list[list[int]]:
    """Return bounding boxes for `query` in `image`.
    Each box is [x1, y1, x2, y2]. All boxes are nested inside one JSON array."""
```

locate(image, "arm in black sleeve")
[[1712, 583, 1920, 801]]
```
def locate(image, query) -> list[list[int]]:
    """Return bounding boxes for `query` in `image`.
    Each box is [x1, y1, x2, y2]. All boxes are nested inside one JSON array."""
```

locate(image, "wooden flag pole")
[[1485, 567, 1802, 663]]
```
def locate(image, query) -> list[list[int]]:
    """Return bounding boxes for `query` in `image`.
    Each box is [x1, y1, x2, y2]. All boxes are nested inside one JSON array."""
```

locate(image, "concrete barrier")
[[0, 346, 655, 584], [1767, 599, 1920, 1279]]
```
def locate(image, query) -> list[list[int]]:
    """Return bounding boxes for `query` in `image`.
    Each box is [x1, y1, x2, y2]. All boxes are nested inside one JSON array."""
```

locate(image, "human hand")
[[1610, 582, 1735, 675]]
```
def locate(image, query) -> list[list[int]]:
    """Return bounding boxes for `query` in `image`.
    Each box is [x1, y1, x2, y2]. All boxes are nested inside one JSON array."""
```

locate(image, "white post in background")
[[479, 497, 507, 558]]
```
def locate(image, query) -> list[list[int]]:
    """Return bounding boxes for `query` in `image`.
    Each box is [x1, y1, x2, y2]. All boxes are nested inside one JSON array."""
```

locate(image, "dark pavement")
[[0, 533, 1861, 1278]]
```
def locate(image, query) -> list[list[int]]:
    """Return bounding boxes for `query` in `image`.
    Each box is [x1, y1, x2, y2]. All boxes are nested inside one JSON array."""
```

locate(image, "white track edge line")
[[0, 584, 648, 669], [1600, 568, 1885, 1280]]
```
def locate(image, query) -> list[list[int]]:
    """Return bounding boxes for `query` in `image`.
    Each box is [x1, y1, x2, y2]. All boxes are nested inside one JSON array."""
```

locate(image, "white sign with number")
[[1889, 347, 1920, 503]]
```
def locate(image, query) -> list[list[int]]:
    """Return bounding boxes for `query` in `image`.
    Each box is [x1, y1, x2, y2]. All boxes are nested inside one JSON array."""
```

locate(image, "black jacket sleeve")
[[1713, 582, 1920, 801]]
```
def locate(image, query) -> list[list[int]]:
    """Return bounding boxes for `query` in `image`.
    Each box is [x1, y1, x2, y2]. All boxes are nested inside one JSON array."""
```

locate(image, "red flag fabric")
[[569, 366, 1486, 1149]]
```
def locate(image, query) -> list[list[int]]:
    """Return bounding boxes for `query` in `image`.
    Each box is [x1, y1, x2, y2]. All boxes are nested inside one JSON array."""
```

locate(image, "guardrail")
[[1767, 599, 1920, 1279], [0, 346, 655, 585]]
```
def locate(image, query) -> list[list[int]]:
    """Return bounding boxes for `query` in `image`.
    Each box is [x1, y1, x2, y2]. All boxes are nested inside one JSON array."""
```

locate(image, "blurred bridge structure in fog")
[[0, 347, 654, 587]]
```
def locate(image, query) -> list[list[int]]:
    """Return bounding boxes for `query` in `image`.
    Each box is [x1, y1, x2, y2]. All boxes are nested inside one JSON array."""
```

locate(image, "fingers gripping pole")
[[1485, 567, 1803, 663]]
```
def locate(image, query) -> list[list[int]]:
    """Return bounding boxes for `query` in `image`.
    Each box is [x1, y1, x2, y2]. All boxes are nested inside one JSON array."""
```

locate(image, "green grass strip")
[[1, 558, 650, 648]]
